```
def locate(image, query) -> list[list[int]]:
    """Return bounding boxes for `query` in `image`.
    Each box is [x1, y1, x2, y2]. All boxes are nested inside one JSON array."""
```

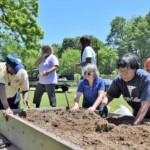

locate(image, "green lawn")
[[21, 86, 132, 113]]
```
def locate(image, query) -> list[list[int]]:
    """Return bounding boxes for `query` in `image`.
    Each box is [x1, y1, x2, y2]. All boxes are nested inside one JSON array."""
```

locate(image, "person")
[[144, 58, 150, 73], [71, 64, 105, 111], [0, 54, 30, 115], [33, 44, 59, 108], [101, 53, 150, 125], [74, 35, 96, 78]]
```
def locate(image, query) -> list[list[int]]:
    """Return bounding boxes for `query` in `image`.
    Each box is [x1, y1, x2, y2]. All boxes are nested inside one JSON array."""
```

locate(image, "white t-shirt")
[[39, 54, 59, 84], [81, 46, 96, 75], [0, 63, 29, 98]]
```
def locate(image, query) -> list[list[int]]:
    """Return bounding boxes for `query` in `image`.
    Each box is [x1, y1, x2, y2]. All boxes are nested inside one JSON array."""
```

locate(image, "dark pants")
[[33, 83, 56, 107], [0, 92, 21, 109]]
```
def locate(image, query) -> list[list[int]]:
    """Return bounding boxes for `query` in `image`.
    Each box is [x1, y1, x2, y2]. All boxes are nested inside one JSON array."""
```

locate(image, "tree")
[[59, 35, 104, 59], [0, 33, 40, 71], [106, 17, 126, 48], [0, 0, 44, 50], [106, 13, 150, 67], [98, 46, 118, 74], [58, 49, 80, 74]]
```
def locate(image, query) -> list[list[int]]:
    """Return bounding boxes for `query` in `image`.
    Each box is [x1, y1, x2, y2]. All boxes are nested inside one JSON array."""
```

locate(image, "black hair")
[[116, 53, 140, 70], [80, 35, 91, 62], [80, 35, 91, 46]]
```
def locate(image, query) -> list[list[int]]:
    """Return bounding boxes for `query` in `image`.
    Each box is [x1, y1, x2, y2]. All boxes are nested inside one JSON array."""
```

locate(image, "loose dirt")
[[19, 109, 150, 150]]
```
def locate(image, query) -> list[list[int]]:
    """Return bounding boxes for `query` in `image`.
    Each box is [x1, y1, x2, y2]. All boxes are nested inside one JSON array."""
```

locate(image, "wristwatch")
[[46, 71, 49, 76]]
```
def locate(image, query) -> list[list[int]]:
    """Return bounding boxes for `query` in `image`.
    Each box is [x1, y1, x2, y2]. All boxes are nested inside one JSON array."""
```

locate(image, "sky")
[[37, 0, 150, 44]]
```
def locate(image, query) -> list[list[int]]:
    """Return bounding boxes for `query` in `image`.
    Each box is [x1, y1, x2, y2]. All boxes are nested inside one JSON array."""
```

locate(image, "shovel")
[[61, 85, 70, 109]]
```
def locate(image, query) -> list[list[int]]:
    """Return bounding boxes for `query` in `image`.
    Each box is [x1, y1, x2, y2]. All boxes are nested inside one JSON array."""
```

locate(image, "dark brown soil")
[[18, 109, 150, 150]]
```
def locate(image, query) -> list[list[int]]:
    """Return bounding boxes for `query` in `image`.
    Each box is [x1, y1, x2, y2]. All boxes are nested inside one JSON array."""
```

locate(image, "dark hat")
[[6, 54, 24, 71]]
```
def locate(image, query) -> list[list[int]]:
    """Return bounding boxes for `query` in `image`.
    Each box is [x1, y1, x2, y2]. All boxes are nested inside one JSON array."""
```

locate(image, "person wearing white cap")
[[0, 54, 30, 116]]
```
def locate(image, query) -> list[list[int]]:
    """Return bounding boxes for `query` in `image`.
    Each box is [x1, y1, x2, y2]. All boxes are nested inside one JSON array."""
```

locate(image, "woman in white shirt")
[[74, 35, 96, 78]]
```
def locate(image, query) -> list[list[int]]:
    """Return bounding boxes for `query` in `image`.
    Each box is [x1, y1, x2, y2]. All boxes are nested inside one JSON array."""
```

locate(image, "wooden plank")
[[0, 110, 82, 150]]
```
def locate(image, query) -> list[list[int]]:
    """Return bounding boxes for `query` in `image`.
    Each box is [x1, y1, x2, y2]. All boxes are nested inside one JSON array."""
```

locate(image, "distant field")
[[21, 86, 132, 113]]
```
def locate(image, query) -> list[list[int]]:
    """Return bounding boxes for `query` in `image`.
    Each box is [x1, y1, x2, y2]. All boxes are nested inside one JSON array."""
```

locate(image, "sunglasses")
[[84, 72, 93, 76]]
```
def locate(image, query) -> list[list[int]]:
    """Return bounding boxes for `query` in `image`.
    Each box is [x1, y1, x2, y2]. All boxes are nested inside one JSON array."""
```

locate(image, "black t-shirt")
[[107, 69, 150, 118]]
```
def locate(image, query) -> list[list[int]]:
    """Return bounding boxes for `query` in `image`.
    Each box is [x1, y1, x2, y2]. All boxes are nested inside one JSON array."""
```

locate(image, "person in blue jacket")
[[71, 64, 105, 111]]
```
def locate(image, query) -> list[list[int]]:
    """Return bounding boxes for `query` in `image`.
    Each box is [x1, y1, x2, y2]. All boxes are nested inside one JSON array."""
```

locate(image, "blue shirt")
[[107, 69, 150, 118], [77, 77, 105, 108]]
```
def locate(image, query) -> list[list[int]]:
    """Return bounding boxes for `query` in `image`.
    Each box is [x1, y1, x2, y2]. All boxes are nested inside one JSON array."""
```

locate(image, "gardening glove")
[[99, 102, 108, 118]]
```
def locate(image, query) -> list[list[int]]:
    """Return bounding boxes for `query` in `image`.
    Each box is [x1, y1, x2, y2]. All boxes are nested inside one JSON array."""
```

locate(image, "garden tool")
[[61, 84, 70, 109]]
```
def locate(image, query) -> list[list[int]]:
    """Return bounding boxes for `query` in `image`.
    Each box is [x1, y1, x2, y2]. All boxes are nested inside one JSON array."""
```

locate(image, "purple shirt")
[[39, 54, 59, 84]]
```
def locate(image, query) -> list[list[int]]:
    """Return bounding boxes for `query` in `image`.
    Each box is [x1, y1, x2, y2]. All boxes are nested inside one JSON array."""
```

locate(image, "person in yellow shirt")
[[0, 54, 30, 116]]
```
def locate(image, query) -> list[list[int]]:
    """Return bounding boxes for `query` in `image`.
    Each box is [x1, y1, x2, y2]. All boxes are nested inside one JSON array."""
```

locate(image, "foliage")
[[52, 43, 62, 58], [98, 46, 119, 74], [0, 0, 44, 70], [59, 35, 103, 58], [106, 12, 150, 67], [58, 48, 80, 74], [0, 0, 44, 50], [0, 33, 40, 71]]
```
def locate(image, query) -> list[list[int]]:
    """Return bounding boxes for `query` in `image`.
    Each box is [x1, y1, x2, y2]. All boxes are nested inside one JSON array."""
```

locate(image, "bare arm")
[[102, 95, 114, 105], [46, 65, 58, 74], [35, 53, 48, 67], [71, 92, 82, 111], [78, 57, 92, 66], [88, 90, 104, 111], [0, 84, 10, 109], [133, 100, 150, 125], [74, 57, 92, 72], [39, 65, 58, 77], [0, 84, 13, 115], [22, 91, 30, 108]]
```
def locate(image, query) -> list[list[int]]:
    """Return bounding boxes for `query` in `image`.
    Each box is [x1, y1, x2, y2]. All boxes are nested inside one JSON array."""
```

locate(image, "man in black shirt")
[[102, 53, 150, 125]]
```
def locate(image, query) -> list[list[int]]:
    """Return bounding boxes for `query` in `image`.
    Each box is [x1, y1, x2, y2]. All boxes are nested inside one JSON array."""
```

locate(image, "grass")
[[21, 86, 132, 113]]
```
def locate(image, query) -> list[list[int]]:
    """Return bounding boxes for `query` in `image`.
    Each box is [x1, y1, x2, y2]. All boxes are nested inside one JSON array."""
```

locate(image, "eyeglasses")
[[118, 69, 133, 75], [84, 72, 93, 76]]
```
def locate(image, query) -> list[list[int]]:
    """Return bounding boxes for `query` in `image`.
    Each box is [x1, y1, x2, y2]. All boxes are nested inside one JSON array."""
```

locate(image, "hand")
[[71, 105, 79, 111], [3, 107, 13, 116], [23, 100, 30, 108], [88, 106, 96, 111], [42, 53, 49, 58], [38, 71, 47, 77]]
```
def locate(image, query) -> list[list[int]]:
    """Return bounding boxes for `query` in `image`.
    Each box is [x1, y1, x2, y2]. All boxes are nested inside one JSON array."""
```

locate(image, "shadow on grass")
[[55, 91, 73, 94]]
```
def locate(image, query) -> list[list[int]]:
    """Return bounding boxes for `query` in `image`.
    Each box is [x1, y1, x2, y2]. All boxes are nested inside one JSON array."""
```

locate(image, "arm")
[[102, 94, 114, 105], [0, 84, 13, 115], [35, 53, 48, 67], [71, 92, 82, 111], [133, 100, 150, 125], [88, 90, 104, 111], [39, 65, 58, 77], [22, 90, 30, 108], [74, 57, 92, 72], [76, 58, 92, 67]]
